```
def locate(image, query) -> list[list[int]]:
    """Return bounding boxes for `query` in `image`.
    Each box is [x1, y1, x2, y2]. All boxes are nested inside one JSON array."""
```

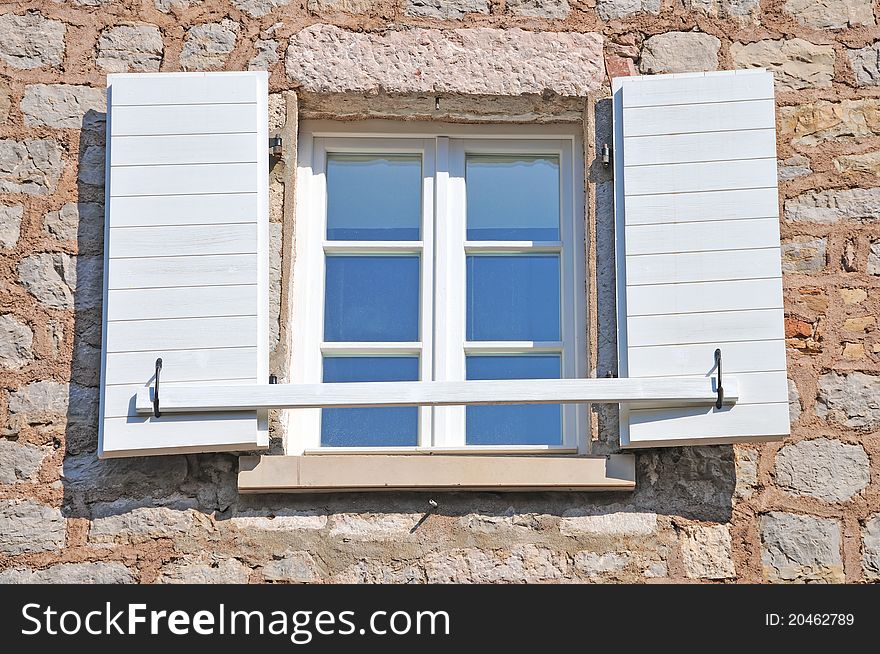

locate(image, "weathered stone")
[[842, 342, 865, 360], [459, 510, 542, 533], [840, 288, 868, 304], [406, 0, 490, 18], [155, 0, 203, 11], [817, 371, 880, 429], [778, 154, 812, 181], [18, 253, 102, 310], [97, 25, 163, 73], [332, 560, 425, 583], [329, 513, 420, 540], [680, 524, 736, 579], [156, 557, 251, 583], [90, 507, 210, 544], [248, 39, 279, 71], [309, 0, 375, 11], [425, 545, 569, 583], [834, 151, 880, 176], [228, 511, 328, 532], [0, 314, 33, 369], [262, 551, 323, 583], [863, 515, 880, 581], [0, 439, 47, 484], [776, 438, 869, 502], [849, 42, 880, 86], [0, 204, 23, 249], [0, 499, 65, 554], [788, 379, 802, 424], [21, 84, 106, 129], [0, 12, 65, 70], [0, 139, 64, 195], [781, 236, 826, 273], [506, 0, 571, 19], [180, 20, 239, 71], [44, 202, 104, 248], [0, 85, 10, 124], [869, 241, 880, 274], [683, 0, 760, 19], [843, 316, 875, 332], [785, 188, 880, 224], [560, 511, 658, 537], [783, 0, 875, 29], [639, 32, 720, 74], [0, 562, 134, 584], [597, 0, 660, 20], [572, 551, 630, 577], [760, 512, 843, 582], [286, 25, 604, 97], [796, 287, 828, 313], [732, 39, 834, 91], [232, 0, 292, 17], [63, 453, 189, 501], [734, 447, 759, 499], [78, 146, 105, 187], [781, 99, 880, 146], [7, 381, 97, 446]]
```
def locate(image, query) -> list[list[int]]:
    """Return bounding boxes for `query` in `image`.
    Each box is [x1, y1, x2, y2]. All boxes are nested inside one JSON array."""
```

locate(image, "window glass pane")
[[466, 155, 560, 241], [466, 355, 561, 446], [326, 154, 421, 241], [322, 357, 419, 447], [467, 254, 560, 341], [324, 255, 419, 342]]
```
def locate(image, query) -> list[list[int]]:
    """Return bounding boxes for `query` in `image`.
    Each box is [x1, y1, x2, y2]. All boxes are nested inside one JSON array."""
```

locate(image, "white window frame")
[[289, 121, 587, 455]]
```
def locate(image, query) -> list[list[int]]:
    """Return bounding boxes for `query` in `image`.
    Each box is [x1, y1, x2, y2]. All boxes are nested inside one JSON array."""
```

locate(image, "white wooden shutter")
[[99, 72, 269, 458], [613, 69, 789, 448]]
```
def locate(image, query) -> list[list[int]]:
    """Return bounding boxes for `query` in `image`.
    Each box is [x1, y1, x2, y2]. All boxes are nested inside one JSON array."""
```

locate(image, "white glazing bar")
[[135, 377, 738, 414]]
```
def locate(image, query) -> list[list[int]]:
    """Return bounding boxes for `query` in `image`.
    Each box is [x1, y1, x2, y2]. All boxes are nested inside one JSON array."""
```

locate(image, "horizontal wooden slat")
[[626, 248, 781, 286], [107, 254, 257, 289], [623, 129, 776, 166], [622, 70, 773, 108], [626, 308, 784, 347], [110, 104, 258, 136], [109, 72, 260, 106], [630, 371, 787, 408], [110, 163, 258, 197], [626, 278, 783, 316], [109, 224, 257, 258], [107, 285, 258, 321], [623, 188, 779, 226], [624, 402, 790, 446], [103, 378, 256, 418], [104, 347, 258, 385], [624, 158, 777, 196], [108, 194, 258, 228], [106, 316, 257, 352], [622, 99, 775, 137], [101, 413, 262, 458], [134, 378, 740, 414], [625, 217, 780, 256], [626, 339, 786, 378], [111, 133, 259, 166]]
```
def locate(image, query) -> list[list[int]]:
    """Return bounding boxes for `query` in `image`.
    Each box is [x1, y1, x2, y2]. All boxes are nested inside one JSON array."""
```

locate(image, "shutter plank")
[[623, 158, 777, 196], [105, 316, 257, 352], [627, 339, 786, 378], [111, 133, 258, 166], [626, 278, 783, 316], [627, 308, 784, 347], [107, 285, 258, 321], [108, 194, 258, 228], [107, 254, 257, 289], [111, 103, 258, 136], [110, 72, 259, 106], [110, 162, 258, 196], [622, 99, 775, 137], [624, 188, 779, 225], [625, 217, 780, 256], [621, 69, 773, 108], [626, 248, 782, 286], [623, 129, 776, 166], [104, 347, 258, 385], [108, 224, 257, 258]]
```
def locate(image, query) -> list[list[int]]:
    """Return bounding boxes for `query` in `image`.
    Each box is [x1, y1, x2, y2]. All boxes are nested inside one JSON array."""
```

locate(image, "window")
[[291, 123, 586, 454]]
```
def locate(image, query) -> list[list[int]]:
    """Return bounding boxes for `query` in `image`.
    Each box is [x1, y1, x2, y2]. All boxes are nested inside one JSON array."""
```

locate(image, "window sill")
[[237, 453, 635, 493]]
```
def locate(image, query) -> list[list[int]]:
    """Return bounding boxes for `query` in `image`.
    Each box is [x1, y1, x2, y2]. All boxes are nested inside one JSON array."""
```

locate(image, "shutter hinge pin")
[[269, 374, 278, 384], [269, 136, 283, 157], [601, 143, 612, 167]]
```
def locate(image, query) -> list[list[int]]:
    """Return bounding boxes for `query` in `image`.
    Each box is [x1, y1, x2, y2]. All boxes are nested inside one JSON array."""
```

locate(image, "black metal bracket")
[[269, 136, 282, 157], [153, 358, 163, 418], [714, 348, 723, 410]]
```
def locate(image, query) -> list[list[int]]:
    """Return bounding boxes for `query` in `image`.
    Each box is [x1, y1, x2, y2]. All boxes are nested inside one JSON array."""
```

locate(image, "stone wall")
[[1, 0, 879, 583]]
